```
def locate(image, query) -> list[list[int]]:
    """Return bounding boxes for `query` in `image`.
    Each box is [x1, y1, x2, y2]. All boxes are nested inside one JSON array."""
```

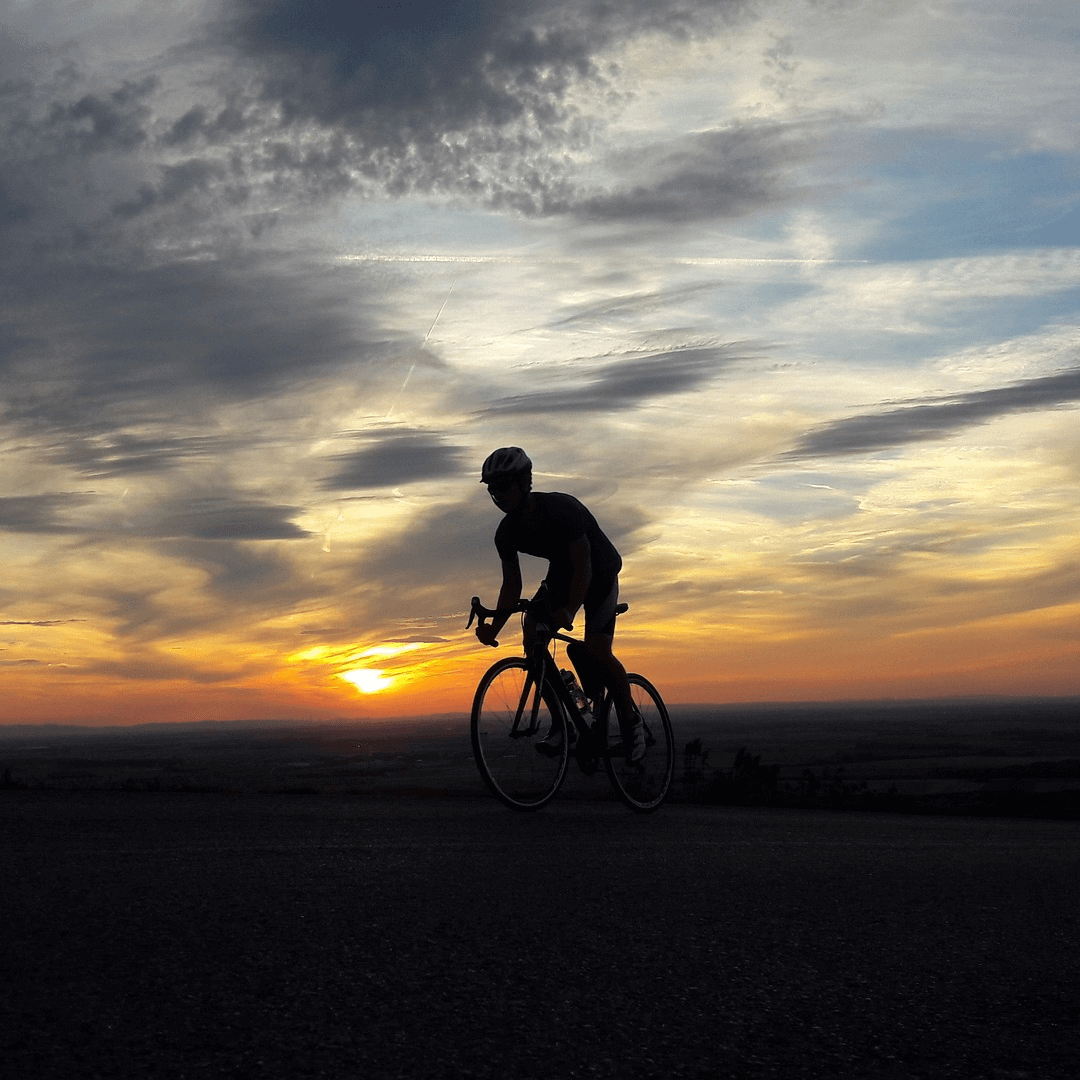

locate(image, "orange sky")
[[5, 576, 1078, 726]]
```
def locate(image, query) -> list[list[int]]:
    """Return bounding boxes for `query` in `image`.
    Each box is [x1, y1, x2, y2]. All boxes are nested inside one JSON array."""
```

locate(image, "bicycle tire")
[[471, 657, 569, 811], [600, 673, 674, 813]]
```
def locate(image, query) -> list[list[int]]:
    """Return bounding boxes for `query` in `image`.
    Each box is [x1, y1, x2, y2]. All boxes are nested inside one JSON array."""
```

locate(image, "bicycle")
[[467, 590, 674, 812]]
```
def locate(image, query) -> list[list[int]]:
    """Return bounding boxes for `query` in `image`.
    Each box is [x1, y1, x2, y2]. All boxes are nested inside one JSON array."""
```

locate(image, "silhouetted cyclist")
[[475, 447, 645, 763]]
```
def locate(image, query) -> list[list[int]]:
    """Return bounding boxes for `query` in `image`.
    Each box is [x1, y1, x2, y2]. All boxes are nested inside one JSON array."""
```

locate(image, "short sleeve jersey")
[[494, 491, 622, 603]]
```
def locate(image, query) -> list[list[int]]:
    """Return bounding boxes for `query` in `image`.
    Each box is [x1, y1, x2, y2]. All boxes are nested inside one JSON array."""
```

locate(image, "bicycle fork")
[[510, 650, 552, 739]]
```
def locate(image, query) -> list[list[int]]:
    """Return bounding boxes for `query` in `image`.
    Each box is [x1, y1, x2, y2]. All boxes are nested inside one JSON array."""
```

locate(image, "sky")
[[1, 0, 1078, 725]]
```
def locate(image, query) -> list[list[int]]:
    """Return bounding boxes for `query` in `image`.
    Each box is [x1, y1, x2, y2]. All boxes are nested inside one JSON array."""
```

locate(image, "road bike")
[[467, 591, 674, 812]]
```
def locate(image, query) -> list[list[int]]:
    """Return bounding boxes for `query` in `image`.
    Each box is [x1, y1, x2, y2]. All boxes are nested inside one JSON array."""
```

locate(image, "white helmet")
[[480, 446, 532, 484]]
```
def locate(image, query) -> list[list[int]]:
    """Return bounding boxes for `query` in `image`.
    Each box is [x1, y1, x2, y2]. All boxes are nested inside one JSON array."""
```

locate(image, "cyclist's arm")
[[494, 556, 523, 630], [476, 556, 522, 645]]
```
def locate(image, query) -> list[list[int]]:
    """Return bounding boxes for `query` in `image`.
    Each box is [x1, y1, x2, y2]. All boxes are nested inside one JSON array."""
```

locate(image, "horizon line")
[[2, 693, 1077, 734]]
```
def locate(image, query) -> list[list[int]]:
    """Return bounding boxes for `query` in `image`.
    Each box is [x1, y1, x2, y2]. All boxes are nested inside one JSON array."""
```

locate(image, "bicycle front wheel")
[[601, 674, 674, 813], [471, 657, 569, 811]]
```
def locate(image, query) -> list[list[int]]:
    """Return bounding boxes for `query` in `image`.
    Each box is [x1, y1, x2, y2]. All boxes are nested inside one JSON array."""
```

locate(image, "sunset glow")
[[1, 1, 1078, 726], [340, 669, 396, 695]]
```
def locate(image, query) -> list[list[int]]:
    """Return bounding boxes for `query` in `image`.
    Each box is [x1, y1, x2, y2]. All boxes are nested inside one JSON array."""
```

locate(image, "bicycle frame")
[[529, 626, 594, 743], [469, 594, 623, 757]]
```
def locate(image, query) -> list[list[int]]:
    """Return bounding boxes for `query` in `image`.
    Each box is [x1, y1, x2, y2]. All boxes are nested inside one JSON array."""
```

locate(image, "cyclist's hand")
[[475, 624, 499, 648]]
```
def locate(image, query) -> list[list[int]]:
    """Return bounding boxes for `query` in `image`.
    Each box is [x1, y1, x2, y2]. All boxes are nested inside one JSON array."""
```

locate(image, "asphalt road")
[[3, 792, 1079, 1079]]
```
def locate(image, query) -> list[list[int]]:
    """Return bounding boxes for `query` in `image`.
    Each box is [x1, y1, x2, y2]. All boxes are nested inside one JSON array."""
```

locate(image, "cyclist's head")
[[481, 446, 532, 493]]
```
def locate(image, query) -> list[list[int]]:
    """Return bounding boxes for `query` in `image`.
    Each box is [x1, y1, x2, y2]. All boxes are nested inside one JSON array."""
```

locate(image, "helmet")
[[481, 446, 532, 484]]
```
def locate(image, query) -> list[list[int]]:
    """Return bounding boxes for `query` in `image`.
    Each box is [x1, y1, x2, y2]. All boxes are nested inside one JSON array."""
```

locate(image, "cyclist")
[[475, 446, 645, 763]]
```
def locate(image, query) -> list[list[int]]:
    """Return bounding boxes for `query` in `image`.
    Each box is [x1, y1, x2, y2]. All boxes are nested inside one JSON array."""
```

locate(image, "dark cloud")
[[483, 343, 747, 414], [545, 283, 725, 329], [45, 76, 158, 153], [0, 619, 84, 627], [149, 498, 312, 541], [0, 493, 311, 543], [549, 123, 824, 224], [215, 0, 601, 212], [113, 158, 230, 218], [160, 539, 310, 602], [231, 0, 752, 134], [785, 365, 1080, 459], [0, 255, 375, 432], [321, 430, 469, 490], [161, 103, 253, 148], [209, 0, 759, 216], [0, 494, 92, 534], [44, 434, 242, 480], [235, 0, 542, 135]]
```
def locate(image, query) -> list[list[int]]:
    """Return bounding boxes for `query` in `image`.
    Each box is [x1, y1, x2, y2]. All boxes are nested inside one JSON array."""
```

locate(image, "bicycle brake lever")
[[466, 596, 481, 629]]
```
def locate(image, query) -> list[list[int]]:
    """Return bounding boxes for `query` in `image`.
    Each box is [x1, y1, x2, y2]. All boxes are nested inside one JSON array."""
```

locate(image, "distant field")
[[3, 698, 1078, 816]]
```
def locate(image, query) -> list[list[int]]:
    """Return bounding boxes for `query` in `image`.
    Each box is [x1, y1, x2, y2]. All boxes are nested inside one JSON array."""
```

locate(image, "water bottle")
[[561, 669, 589, 715]]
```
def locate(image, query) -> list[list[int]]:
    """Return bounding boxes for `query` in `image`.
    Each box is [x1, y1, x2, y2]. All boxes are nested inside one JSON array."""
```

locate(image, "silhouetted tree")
[[682, 738, 709, 796]]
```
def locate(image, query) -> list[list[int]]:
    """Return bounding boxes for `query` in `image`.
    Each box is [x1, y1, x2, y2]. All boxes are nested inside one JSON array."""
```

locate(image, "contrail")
[[386, 281, 456, 419], [423, 280, 456, 345]]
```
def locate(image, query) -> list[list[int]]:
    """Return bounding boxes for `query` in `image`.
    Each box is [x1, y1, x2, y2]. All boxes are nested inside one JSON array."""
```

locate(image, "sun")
[[340, 668, 395, 694]]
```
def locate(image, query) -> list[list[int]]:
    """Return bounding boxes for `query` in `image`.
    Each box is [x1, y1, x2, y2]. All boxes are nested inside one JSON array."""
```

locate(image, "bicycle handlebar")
[[466, 595, 533, 630], [468, 589, 628, 632]]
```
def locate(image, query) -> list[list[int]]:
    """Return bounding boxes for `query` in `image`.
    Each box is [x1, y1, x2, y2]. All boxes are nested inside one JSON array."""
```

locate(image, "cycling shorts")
[[584, 577, 620, 638]]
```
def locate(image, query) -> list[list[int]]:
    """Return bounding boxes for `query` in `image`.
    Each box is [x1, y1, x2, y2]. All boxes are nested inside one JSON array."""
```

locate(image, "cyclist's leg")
[[582, 579, 635, 736]]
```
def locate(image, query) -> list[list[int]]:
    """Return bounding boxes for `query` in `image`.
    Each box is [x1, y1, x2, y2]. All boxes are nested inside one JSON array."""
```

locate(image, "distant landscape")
[[3, 697, 1078, 818]]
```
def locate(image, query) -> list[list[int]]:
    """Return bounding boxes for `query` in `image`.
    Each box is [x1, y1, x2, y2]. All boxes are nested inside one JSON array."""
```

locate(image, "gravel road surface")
[[3, 793, 1078, 1079]]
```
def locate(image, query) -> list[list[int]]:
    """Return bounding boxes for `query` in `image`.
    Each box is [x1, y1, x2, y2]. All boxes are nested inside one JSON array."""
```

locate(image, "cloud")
[[0, 619, 85, 627], [0, 494, 92, 534], [148, 498, 312, 541], [551, 122, 829, 224], [45, 77, 158, 154], [0, 255, 376, 433], [0, 0, 817, 254], [321, 429, 469, 490], [230, 0, 746, 138], [210, 0, 760, 215], [159, 539, 311, 602], [0, 492, 312, 543], [234, 0, 548, 134], [44, 434, 242, 479], [483, 342, 749, 414], [543, 282, 725, 329], [161, 103, 253, 149], [785, 364, 1080, 459], [113, 157, 228, 219]]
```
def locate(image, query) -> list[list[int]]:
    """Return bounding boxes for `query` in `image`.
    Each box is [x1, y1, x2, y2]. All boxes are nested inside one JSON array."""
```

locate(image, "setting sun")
[[340, 669, 395, 694]]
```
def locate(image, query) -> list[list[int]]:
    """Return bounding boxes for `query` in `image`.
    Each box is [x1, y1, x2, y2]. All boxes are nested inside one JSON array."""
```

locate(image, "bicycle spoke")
[[471, 658, 568, 810]]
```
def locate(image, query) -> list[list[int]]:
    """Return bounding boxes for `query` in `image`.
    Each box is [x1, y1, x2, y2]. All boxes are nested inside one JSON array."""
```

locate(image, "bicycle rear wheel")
[[601, 674, 674, 813], [471, 657, 569, 811]]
